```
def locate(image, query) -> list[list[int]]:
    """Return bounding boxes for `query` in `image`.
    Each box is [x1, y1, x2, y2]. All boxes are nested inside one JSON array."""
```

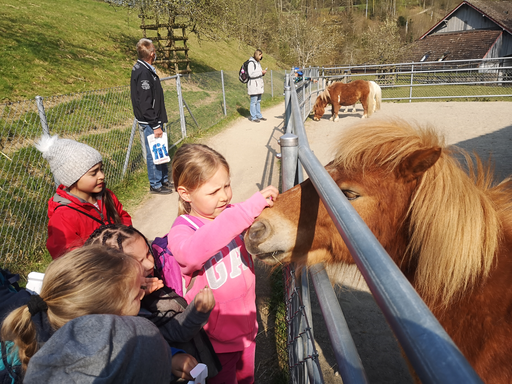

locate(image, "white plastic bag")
[[26, 272, 45, 294], [187, 363, 208, 384], [147, 132, 170, 165]]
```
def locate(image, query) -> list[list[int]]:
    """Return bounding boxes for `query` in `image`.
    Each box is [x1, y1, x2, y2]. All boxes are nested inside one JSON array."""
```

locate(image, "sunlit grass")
[[0, 0, 285, 102]]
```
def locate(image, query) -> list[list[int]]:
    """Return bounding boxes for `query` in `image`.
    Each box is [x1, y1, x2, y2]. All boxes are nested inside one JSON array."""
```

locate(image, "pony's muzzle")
[[247, 220, 271, 244], [245, 221, 275, 257]]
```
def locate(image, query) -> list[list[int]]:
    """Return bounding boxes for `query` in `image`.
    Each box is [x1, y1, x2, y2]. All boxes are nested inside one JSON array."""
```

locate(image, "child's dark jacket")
[[0, 278, 54, 384], [46, 185, 132, 259], [139, 280, 222, 379]]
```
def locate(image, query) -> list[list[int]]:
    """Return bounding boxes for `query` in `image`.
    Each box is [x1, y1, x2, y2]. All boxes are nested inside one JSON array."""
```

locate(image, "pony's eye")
[[342, 190, 359, 200]]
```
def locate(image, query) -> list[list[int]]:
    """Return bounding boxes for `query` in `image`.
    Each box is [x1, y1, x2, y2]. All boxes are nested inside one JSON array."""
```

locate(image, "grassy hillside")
[[0, 0, 283, 102]]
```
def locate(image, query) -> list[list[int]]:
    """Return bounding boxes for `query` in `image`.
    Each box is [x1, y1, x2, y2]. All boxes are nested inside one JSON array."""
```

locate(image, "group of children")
[[0, 134, 279, 383]]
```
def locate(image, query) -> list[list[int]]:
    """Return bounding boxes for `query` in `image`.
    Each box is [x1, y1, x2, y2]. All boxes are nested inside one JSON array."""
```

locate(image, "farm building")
[[407, 0, 512, 63]]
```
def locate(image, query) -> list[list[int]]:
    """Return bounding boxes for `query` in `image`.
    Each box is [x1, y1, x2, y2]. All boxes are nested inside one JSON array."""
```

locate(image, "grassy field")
[[0, 0, 285, 102]]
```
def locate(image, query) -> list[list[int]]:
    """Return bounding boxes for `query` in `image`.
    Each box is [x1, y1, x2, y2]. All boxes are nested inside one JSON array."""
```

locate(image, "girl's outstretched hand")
[[193, 286, 215, 313], [260, 185, 279, 207], [143, 277, 164, 295]]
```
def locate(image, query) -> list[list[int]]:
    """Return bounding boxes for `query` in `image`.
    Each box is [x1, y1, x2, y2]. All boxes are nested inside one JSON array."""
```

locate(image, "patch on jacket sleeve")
[[133, 63, 140, 70], [141, 80, 151, 90]]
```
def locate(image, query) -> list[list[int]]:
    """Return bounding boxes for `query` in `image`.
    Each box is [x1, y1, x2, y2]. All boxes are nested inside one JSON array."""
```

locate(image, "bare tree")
[[280, 13, 339, 67], [359, 18, 406, 64]]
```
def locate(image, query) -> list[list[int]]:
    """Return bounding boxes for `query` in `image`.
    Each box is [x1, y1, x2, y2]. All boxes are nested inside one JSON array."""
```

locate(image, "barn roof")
[[406, 29, 503, 62], [420, 0, 512, 39], [466, 0, 512, 33]]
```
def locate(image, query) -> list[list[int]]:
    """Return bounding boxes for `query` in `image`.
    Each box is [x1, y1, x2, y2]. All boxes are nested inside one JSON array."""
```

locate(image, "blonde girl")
[[167, 143, 279, 384], [1, 246, 143, 373]]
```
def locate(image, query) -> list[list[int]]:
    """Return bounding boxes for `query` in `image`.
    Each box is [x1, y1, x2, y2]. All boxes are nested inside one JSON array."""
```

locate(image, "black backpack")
[[238, 59, 252, 83], [0, 269, 23, 384]]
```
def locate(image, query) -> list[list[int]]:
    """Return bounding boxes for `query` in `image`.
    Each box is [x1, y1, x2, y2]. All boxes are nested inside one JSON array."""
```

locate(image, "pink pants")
[[207, 341, 256, 384]]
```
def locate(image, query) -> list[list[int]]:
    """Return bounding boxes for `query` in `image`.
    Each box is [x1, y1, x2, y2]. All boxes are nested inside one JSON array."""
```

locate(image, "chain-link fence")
[[284, 265, 323, 383], [172, 69, 285, 139], [0, 69, 285, 274]]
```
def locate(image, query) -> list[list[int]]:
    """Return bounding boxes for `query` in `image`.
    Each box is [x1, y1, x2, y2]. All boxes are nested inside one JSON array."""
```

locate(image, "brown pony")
[[312, 80, 381, 121], [245, 119, 512, 383]]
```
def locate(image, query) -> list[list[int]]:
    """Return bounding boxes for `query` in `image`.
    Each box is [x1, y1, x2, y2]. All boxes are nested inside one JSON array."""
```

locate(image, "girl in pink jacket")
[[167, 144, 278, 384]]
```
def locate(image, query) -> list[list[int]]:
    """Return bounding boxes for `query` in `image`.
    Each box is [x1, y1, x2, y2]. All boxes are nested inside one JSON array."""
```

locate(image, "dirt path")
[[131, 101, 512, 383]]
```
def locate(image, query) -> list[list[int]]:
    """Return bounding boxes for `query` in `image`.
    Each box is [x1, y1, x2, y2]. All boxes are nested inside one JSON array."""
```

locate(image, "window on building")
[[438, 52, 450, 61]]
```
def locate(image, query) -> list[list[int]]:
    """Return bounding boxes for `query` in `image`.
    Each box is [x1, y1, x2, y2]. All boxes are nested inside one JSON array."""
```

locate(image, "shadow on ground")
[[310, 282, 414, 383], [452, 124, 512, 182]]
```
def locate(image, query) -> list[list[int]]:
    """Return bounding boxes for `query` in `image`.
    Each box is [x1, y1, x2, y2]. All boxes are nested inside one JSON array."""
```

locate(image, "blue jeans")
[[249, 94, 262, 120], [141, 124, 168, 189]]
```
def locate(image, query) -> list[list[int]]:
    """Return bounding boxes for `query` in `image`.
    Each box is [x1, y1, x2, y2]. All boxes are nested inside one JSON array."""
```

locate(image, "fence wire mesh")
[[174, 70, 285, 137], [0, 99, 51, 270], [283, 264, 323, 383], [40, 87, 145, 186], [0, 70, 286, 276]]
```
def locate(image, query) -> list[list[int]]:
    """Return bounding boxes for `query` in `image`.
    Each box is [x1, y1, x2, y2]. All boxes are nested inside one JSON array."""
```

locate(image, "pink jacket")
[[167, 192, 269, 353]]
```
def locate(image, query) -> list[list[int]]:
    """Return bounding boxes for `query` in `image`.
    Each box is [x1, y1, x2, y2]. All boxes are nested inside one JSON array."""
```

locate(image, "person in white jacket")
[[247, 49, 267, 122]]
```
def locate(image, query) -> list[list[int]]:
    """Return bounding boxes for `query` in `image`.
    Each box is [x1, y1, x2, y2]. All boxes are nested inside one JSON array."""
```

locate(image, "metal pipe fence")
[[284, 58, 512, 123], [289, 59, 511, 125], [0, 69, 284, 272], [279, 59, 510, 382], [281, 72, 369, 384], [320, 57, 512, 103]]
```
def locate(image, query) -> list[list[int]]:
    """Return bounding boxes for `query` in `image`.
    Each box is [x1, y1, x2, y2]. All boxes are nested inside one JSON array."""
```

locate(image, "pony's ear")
[[399, 147, 441, 181]]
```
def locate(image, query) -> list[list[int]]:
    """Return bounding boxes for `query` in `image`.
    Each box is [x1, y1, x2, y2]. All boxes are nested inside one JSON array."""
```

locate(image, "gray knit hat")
[[35, 135, 103, 187]]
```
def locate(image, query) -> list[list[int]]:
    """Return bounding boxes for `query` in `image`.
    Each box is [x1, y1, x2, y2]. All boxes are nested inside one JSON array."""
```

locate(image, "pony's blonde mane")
[[318, 87, 331, 103], [333, 118, 510, 308]]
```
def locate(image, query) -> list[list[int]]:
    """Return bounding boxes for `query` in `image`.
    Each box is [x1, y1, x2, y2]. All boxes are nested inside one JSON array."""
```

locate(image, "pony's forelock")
[[333, 118, 504, 308]]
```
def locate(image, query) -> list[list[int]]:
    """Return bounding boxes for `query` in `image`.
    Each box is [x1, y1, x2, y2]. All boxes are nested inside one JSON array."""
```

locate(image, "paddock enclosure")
[[260, 64, 512, 384], [2, 58, 511, 383]]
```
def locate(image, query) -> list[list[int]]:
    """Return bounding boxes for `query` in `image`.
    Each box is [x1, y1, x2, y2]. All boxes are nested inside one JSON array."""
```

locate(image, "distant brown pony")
[[245, 119, 512, 383], [312, 80, 381, 121]]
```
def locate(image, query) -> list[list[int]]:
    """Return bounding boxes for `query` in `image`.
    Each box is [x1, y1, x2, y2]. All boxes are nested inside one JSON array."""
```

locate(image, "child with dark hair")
[[35, 135, 132, 259], [85, 224, 222, 380]]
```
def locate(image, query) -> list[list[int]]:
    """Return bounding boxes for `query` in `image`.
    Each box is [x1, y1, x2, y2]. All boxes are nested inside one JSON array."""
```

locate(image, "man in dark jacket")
[[130, 39, 172, 195]]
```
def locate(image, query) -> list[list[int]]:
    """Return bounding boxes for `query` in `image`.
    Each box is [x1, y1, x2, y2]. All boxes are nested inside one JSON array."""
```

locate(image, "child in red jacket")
[[36, 135, 132, 259]]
